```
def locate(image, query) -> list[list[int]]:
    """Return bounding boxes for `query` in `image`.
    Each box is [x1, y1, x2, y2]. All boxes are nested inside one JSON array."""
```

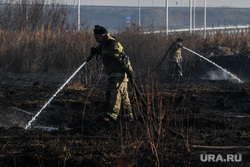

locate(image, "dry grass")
[[0, 1, 249, 86], [1, 26, 249, 85]]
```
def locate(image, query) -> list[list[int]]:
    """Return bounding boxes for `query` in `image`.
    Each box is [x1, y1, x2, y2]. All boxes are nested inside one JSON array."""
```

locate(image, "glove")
[[87, 46, 101, 62], [91, 47, 99, 56], [86, 54, 94, 62], [176, 42, 183, 49], [170, 42, 179, 51]]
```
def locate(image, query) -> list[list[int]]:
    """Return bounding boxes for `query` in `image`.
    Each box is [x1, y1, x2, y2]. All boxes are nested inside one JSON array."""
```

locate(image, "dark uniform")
[[168, 38, 183, 79], [87, 25, 134, 122]]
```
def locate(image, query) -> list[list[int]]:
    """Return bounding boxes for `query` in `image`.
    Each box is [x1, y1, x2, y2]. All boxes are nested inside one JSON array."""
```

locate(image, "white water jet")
[[25, 61, 87, 129], [183, 46, 243, 83]]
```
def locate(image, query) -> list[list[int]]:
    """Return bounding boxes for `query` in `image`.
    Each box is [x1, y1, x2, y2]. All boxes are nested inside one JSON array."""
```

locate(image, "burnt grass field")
[[0, 1, 250, 166], [0, 70, 250, 167]]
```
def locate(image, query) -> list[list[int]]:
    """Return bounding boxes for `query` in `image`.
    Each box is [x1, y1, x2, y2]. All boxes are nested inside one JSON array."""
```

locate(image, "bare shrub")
[[204, 29, 250, 51], [0, 1, 249, 85], [0, 0, 69, 31]]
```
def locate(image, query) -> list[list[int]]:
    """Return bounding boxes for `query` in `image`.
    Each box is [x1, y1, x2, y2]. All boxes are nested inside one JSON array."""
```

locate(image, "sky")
[[63, 0, 250, 8]]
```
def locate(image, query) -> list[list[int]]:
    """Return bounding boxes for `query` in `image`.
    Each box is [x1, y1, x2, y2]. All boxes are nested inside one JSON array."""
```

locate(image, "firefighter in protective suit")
[[86, 25, 134, 122], [168, 38, 183, 79]]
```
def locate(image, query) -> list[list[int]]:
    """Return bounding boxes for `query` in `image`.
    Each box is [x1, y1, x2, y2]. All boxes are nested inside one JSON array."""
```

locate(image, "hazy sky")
[[65, 0, 250, 8]]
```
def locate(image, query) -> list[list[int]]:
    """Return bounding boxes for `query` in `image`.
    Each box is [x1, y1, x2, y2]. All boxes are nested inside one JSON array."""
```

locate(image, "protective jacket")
[[168, 41, 183, 78], [93, 33, 133, 121], [169, 41, 182, 63], [97, 34, 133, 79]]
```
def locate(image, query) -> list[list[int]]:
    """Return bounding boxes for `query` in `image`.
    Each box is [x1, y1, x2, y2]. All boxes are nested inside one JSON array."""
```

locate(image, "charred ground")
[[0, 77, 250, 166]]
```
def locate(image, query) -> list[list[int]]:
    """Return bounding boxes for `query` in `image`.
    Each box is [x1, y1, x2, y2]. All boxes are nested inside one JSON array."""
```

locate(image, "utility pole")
[[78, 0, 80, 31], [193, 0, 196, 31], [204, 0, 206, 37], [189, 0, 192, 33], [138, 0, 141, 27], [166, 0, 168, 35]]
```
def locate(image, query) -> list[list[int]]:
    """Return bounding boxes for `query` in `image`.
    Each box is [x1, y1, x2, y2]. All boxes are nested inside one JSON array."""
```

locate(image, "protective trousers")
[[169, 61, 183, 78], [105, 77, 132, 120]]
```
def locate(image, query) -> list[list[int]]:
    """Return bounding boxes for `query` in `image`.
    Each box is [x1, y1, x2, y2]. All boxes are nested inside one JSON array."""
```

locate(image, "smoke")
[[202, 69, 233, 80], [183, 46, 243, 83], [0, 107, 33, 128]]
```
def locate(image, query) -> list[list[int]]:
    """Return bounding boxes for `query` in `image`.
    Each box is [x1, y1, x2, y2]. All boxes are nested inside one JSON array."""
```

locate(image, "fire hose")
[[136, 43, 172, 78]]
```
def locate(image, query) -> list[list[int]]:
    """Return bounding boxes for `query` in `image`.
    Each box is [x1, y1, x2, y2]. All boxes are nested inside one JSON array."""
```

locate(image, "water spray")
[[183, 46, 243, 83], [25, 61, 87, 129]]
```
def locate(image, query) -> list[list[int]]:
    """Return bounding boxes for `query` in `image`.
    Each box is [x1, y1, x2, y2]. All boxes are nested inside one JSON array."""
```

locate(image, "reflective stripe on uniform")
[[108, 73, 127, 78], [124, 113, 133, 117], [106, 112, 118, 120], [123, 62, 130, 68], [114, 42, 124, 57]]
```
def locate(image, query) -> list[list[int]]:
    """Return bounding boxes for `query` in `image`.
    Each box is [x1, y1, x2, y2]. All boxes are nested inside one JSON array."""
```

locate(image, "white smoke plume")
[[202, 69, 232, 80]]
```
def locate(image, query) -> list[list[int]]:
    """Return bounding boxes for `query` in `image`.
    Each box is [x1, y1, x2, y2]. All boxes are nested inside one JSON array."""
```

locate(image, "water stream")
[[183, 46, 243, 83], [25, 47, 243, 129], [25, 61, 87, 129]]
